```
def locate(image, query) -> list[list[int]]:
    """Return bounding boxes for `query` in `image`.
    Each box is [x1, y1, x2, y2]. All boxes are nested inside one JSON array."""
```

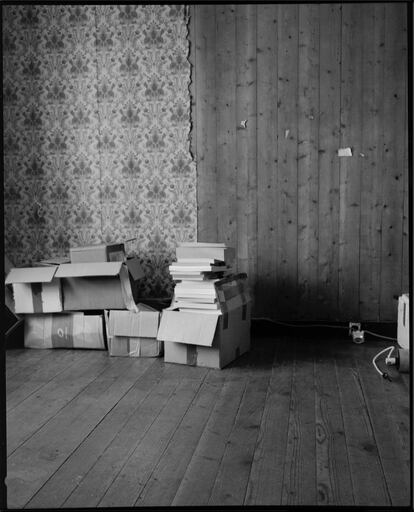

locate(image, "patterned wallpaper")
[[3, 5, 196, 297]]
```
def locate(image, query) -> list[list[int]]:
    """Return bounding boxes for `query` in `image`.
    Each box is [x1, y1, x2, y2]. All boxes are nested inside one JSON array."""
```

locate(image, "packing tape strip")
[[187, 345, 197, 366], [51, 314, 74, 348], [31, 283, 43, 313]]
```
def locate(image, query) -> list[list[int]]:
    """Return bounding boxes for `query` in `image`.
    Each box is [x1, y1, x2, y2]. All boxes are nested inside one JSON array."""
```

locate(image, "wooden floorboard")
[[281, 338, 316, 506], [5, 331, 410, 508], [26, 358, 160, 509], [334, 340, 391, 506], [244, 337, 293, 506], [314, 338, 354, 506], [207, 338, 275, 506], [356, 342, 410, 506]]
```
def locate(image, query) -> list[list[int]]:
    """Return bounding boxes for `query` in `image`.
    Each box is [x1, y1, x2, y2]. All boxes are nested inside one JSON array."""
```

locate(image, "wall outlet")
[[349, 322, 361, 336]]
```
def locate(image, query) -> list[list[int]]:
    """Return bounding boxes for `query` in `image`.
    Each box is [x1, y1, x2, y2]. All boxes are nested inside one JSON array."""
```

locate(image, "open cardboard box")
[[24, 312, 106, 349], [70, 242, 126, 263], [105, 303, 162, 357], [5, 266, 63, 314], [55, 257, 144, 311], [157, 274, 251, 369]]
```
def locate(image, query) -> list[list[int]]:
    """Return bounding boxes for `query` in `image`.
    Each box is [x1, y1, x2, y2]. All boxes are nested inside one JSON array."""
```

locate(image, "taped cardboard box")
[[160, 303, 250, 369], [108, 337, 163, 357], [5, 266, 62, 314], [105, 304, 162, 357], [55, 257, 144, 311], [24, 312, 106, 349], [158, 274, 251, 369], [70, 242, 126, 263]]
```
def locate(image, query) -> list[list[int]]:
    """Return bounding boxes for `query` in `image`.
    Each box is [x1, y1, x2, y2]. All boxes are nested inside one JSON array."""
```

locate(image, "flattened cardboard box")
[[105, 304, 162, 357], [24, 312, 106, 349], [70, 242, 126, 264], [5, 266, 62, 314], [55, 258, 144, 311], [158, 274, 251, 369]]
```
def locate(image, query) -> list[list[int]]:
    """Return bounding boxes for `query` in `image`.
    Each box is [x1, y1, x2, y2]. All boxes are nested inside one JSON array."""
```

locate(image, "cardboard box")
[[106, 304, 162, 357], [33, 256, 71, 267], [70, 243, 125, 263], [108, 337, 163, 357], [158, 274, 251, 369], [55, 258, 144, 311], [398, 294, 409, 350], [24, 312, 106, 349], [160, 303, 250, 369], [5, 266, 62, 314]]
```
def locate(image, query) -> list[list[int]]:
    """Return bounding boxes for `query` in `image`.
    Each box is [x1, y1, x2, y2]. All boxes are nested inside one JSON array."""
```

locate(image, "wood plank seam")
[[242, 339, 280, 505], [131, 369, 211, 505], [24, 358, 158, 508], [27, 359, 161, 508], [7, 351, 89, 413], [7, 354, 113, 457], [206, 377, 250, 505], [71, 379, 183, 507], [333, 346, 356, 501], [92, 371, 209, 506], [61, 370, 185, 508], [354, 359, 393, 504], [280, 339, 297, 504]]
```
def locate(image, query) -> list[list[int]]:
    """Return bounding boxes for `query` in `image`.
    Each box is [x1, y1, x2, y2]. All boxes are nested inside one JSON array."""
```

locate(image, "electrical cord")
[[372, 345, 395, 381], [252, 317, 349, 330], [364, 330, 397, 342], [253, 317, 398, 341], [253, 317, 400, 381]]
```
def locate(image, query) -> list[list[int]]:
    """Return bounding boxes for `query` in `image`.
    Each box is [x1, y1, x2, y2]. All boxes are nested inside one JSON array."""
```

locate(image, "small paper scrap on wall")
[[338, 147, 353, 157]]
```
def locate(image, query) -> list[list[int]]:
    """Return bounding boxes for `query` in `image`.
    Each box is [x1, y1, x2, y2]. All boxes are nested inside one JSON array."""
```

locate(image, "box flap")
[[5, 266, 57, 284], [137, 302, 158, 313], [55, 261, 123, 278], [125, 257, 144, 281], [214, 273, 249, 311], [157, 310, 219, 346], [70, 243, 108, 252], [110, 309, 159, 338]]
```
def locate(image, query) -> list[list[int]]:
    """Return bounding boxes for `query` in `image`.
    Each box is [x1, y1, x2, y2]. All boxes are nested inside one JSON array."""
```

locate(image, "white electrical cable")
[[372, 345, 395, 380]]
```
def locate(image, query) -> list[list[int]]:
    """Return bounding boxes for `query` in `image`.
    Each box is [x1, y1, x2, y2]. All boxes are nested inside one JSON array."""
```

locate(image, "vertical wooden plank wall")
[[317, 4, 341, 320], [379, 3, 407, 319], [297, 5, 320, 320], [256, 5, 278, 319], [359, 4, 384, 321], [190, 3, 409, 322], [276, 5, 299, 320], [338, 3, 363, 320], [193, 6, 217, 242]]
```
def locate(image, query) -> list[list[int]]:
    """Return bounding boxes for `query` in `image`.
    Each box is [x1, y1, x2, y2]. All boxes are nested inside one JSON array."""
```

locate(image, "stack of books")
[[169, 242, 235, 312]]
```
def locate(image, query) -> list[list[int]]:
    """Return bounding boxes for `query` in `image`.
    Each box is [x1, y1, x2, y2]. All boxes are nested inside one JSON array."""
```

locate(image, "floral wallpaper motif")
[[3, 5, 196, 297]]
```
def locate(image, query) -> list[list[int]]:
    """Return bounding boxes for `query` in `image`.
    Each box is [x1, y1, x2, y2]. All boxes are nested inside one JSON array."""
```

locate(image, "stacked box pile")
[[5, 242, 161, 356], [157, 242, 251, 369]]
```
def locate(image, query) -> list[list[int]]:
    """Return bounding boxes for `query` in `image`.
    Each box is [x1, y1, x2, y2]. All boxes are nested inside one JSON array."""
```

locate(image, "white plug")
[[351, 329, 365, 344], [349, 322, 361, 336]]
